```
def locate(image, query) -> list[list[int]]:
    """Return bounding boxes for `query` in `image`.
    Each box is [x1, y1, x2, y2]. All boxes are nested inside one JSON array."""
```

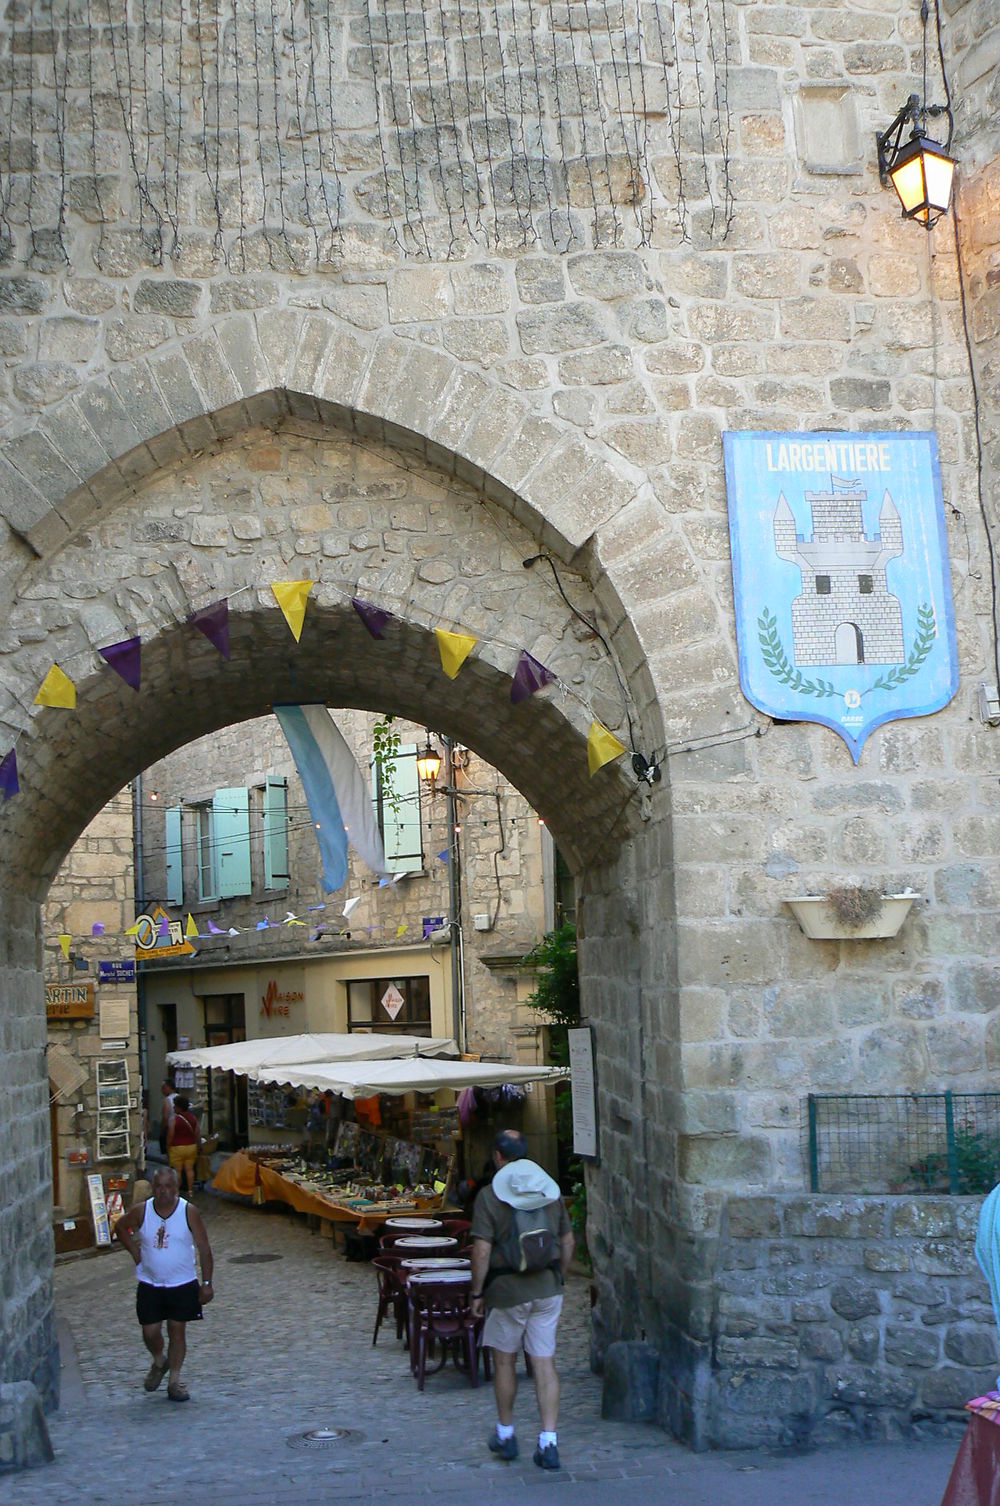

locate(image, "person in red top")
[[166, 1095, 201, 1197]]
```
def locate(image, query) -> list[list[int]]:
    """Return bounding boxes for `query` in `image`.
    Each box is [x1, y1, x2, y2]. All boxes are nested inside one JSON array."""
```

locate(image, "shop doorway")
[[202, 994, 248, 1149]]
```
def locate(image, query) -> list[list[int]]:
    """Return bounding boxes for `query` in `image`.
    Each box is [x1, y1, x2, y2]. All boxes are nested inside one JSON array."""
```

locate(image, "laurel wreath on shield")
[[757, 604, 936, 699]]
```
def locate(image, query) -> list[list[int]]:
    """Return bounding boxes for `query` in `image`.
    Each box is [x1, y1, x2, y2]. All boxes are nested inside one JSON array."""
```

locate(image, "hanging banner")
[[723, 431, 959, 763]]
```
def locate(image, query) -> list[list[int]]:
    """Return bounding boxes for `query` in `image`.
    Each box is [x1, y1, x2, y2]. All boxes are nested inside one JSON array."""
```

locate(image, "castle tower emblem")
[[773, 478, 904, 667]]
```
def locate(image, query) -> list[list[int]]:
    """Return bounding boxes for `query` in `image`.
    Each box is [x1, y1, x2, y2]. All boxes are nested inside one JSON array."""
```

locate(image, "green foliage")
[[907, 1126, 1000, 1194], [522, 924, 588, 1264], [758, 609, 837, 698], [372, 715, 401, 816]]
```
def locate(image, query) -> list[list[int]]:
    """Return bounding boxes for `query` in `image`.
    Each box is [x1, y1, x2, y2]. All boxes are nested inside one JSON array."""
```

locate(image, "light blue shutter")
[[382, 743, 422, 875], [263, 776, 289, 890], [165, 804, 183, 906], [213, 787, 252, 897]]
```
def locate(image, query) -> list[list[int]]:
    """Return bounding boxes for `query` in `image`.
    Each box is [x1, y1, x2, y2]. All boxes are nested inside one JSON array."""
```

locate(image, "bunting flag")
[[91, 922, 105, 936], [256, 917, 272, 930], [283, 911, 306, 926], [510, 650, 556, 704], [342, 897, 361, 918], [157, 914, 170, 939], [185, 913, 198, 939], [227, 927, 240, 936], [271, 579, 315, 642], [396, 922, 408, 937], [99, 636, 142, 690], [206, 920, 226, 935], [275, 704, 387, 893], [587, 720, 627, 776], [58, 934, 72, 959], [124, 921, 141, 936], [435, 627, 477, 679], [34, 664, 76, 708], [188, 600, 231, 659], [351, 597, 392, 639], [436, 849, 449, 862]]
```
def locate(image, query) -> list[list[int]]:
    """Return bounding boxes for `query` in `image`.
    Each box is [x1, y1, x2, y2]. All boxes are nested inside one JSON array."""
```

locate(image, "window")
[[815, 575, 831, 595], [347, 976, 431, 1034], [858, 574, 873, 594], [165, 804, 183, 905], [373, 743, 423, 875], [196, 788, 252, 900], [262, 776, 289, 890]]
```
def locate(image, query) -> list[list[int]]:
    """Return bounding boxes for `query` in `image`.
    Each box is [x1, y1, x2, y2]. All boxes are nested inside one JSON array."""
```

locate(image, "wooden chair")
[[409, 1279, 482, 1391], [371, 1255, 408, 1346]]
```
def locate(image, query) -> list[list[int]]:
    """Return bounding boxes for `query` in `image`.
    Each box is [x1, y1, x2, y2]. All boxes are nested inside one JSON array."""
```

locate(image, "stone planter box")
[[783, 893, 918, 940]]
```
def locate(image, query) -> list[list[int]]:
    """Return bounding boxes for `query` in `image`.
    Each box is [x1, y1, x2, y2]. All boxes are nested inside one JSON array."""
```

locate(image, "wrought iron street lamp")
[[876, 92, 955, 229]]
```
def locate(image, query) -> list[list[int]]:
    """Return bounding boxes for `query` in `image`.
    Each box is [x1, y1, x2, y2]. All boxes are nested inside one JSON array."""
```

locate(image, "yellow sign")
[[133, 905, 196, 959], [45, 982, 95, 1019]]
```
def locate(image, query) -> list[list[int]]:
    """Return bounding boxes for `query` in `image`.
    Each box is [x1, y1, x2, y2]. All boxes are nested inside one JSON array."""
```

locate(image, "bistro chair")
[[440, 1218, 472, 1243], [371, 1254, 409, 1346], [408, 1277, 482, 1391]]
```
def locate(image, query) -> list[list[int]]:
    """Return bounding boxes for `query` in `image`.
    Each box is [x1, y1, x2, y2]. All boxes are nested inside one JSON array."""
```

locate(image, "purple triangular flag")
[[510, 650, 556, 704], [188, 600, 230, 660], [91, 921, 106, 936], [207, 920, 225, 935], [99, 636, 141, 690], [157, 915, 170, 938], [351, 597, 392, 639], [0, 749, 18, 800]]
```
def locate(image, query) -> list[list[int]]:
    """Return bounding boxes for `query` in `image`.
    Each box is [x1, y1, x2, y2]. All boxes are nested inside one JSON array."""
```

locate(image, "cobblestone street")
[[6, 1195, 961, 1505]]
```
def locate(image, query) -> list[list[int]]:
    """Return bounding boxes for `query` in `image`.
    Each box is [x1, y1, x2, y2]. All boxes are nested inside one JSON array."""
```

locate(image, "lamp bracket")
[[877, 92, 953, 184]]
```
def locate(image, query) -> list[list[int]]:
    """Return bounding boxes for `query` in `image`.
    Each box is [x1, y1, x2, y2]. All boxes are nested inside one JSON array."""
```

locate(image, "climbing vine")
[[372, 716, 401, 817]]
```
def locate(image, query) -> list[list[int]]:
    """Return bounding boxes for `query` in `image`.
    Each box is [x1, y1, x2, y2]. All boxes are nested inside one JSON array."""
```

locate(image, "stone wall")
[[710, 1192, 997, 1447]]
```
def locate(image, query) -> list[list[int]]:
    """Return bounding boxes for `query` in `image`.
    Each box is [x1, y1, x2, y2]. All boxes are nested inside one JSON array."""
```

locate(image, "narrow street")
[[8, 1195, 961, 1506]]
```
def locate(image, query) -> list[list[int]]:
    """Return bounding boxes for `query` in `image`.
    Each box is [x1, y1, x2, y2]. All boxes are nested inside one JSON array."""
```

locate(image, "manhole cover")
[[228, 1252, 283, 1264], [287, 1427, 362, 1450]]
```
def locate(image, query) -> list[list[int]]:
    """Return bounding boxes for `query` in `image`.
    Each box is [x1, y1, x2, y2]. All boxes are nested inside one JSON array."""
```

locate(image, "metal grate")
[[806, 1092, 1000, 1194]]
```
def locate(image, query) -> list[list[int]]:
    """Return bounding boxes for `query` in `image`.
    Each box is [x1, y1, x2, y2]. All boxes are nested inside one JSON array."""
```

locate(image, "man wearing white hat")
[[469, 1128, 575, 1471]]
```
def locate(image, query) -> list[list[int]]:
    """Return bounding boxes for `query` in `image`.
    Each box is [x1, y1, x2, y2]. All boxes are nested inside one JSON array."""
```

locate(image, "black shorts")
[[136, 1280, 203, 1326]]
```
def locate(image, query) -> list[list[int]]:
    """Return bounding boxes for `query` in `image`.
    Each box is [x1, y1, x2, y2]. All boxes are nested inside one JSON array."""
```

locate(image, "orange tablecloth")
[[211, 1151, 438, 1232]]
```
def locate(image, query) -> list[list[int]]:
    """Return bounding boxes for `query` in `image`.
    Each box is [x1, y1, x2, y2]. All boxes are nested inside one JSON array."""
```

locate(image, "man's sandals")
[[167, 1381, 190, 1403], [143, 1358, 168, 1392]]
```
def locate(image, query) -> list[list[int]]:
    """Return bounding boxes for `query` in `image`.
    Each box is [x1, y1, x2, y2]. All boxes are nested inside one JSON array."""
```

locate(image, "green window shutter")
[[376, 743, 422, 875], [263, 776, 289, 891], [213, 787, 252, 898], [165, 804, 183, 906]]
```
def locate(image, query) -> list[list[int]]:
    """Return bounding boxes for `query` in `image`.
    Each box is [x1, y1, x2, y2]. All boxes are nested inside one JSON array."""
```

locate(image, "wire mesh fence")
[[806, 1092, 1000, 1194]]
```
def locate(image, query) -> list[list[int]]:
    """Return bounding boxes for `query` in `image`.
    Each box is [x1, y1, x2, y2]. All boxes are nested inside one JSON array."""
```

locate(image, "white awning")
[[166, 1033, 457, 1075], [248, 1055, 568, 1099]]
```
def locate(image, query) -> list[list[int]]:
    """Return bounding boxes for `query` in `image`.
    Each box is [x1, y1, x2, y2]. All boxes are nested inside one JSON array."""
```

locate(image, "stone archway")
[[0, 351, 693, 1441]]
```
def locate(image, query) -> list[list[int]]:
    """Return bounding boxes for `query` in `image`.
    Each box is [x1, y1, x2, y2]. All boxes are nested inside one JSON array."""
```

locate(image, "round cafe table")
[[392, 1235, 458, 1251], [399, 1257, 470, 1271], [383, 1216, 444, 1231], [406, 1268, 470, 1285]]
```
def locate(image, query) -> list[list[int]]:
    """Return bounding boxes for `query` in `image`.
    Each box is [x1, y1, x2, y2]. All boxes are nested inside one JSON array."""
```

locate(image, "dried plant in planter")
[[825, 884, 885, 931]]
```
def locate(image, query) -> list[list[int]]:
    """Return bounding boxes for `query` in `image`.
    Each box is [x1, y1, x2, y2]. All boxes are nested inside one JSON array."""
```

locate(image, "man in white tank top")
[[114, 1167, 214, 1402]]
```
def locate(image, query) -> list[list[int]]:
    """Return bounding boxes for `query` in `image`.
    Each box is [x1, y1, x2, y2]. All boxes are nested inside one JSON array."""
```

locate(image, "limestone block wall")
[[42, 799, 140, 1220], [709, 1192, 998, 1448]]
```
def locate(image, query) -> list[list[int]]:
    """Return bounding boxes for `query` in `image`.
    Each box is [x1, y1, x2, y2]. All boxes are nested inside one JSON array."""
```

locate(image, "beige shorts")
[[168, 1144, 198, 1169], [482, 1294, 563, 1357]]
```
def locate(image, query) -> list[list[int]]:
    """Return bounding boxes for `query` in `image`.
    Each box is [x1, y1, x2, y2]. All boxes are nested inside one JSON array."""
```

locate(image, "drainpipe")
[[443, 736, 465, 1051], [132, 774, 147, 1091]]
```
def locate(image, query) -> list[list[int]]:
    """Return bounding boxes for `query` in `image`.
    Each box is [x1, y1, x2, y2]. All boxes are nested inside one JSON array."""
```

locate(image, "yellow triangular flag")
[[587, 720, 627, 776], [34, 664, 76, 709], [58, 933, 71, 959], [124, 921, 141, 936], [271, 579, 315, 642], [185, 913, 198, 938], [395, 922, 408, 937], [435, 627, 477, 680]]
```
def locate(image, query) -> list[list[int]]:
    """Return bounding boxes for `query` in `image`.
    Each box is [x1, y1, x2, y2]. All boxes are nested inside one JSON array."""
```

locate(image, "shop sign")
[[380, 983, 405, 1021], [260, 979, 304, 1019], [45, 982, 95, 1020], [133, 904, 195, 959], [98, 960, 135, 984]]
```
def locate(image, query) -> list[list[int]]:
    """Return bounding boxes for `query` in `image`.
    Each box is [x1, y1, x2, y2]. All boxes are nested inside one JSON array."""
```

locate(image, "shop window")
[[372, 743, 423, 875], [165, 804, 183, 905], [858, 574, 873, 594], [815, 575, 831, 595], [347, 976, 431, 1034], [262, 775, 289, 890]]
